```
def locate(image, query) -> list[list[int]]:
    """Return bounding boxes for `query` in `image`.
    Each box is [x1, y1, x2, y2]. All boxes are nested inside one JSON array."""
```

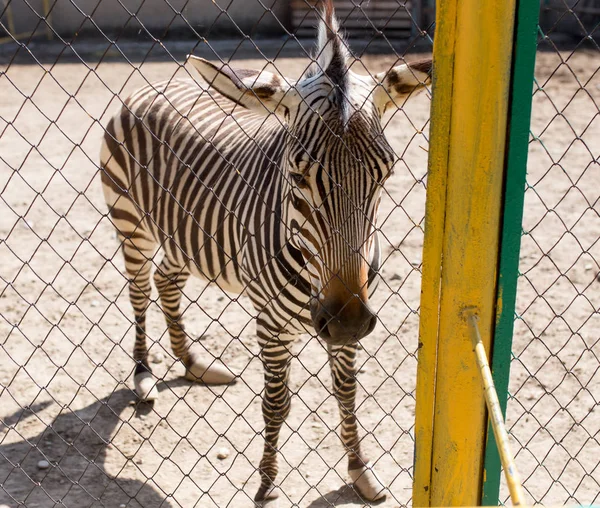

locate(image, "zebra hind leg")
[[121, 242, 160, 402], [153, 257, 235, 385], [328, 343, 387, 501], [254, 321, 295, 507]]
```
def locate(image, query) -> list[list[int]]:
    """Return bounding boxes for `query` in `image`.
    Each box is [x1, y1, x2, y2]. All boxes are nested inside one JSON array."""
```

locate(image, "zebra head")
[[188, 1, 431, 346]]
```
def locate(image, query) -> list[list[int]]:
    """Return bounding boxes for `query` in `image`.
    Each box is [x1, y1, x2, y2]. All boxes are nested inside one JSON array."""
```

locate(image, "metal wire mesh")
[[3, 0, 597, 506], [0, 1, 435, 506], [503, 1, 600, 504]]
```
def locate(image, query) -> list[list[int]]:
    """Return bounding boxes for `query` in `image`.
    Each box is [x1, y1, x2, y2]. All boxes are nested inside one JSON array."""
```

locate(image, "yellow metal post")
[[42, 0, 53, 40], [413, 0, 457, 503], [0, 1, 53, 45], [414, 0, 517, 505]]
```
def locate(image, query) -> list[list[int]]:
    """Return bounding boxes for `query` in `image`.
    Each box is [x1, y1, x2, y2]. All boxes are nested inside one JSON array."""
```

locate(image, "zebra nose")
[[311, 298, 377, 344]]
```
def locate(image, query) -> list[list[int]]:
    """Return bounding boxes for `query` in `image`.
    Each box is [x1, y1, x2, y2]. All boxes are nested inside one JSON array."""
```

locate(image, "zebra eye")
[[289, 172, 307, 187]]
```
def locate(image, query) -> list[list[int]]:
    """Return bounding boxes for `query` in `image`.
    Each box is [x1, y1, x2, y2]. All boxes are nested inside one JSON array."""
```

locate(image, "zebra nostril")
[[316, 315, 331, 338], [364, 313, 377, 337]]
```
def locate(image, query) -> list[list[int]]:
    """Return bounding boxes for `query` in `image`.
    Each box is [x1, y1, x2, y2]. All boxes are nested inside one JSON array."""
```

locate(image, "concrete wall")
[[5, 0, 290, 38]]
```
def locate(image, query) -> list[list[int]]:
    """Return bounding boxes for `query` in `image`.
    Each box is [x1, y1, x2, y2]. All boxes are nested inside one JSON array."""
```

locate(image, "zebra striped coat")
[[100, 2, 431, 504]]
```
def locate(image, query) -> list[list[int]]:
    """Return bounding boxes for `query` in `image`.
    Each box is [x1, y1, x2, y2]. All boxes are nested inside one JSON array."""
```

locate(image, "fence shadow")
[[0, 389, 172, 508]]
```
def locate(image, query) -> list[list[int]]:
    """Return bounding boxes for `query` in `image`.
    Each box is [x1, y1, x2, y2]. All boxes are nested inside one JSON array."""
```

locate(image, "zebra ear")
[[372, 59, 432, 116], [187, 55, 298, 118]]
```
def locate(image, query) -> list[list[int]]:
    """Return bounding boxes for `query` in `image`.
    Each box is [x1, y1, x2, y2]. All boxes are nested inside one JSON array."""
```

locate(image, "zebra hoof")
[[134, 372, 158, 401], [255, 498, 279, 508], [184, 353, 236, 385], [254, 486, 280, 507], [349, 462, 386, 502]]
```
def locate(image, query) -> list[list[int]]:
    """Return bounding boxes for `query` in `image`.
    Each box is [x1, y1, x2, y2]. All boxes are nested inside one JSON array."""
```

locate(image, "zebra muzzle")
[[310, 297, 377, 345]]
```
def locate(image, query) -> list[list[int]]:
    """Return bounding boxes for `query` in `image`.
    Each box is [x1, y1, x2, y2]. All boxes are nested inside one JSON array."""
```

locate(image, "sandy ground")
[[0, 44, 598, 507]]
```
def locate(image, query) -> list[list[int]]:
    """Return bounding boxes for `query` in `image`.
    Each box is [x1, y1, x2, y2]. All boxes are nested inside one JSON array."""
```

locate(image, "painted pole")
[[413, 0, 518, 504], [481, 0, 540, 503]]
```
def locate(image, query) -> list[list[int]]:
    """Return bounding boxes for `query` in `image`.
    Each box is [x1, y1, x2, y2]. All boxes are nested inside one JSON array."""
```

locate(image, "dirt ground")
[[0, 45, 598, 508]]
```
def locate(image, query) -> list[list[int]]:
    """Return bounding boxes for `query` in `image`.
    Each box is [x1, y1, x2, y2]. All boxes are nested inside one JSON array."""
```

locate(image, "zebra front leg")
[[153, 257, 235, 385], [254, 322, 294, 507], [328, 343, 386, 501]]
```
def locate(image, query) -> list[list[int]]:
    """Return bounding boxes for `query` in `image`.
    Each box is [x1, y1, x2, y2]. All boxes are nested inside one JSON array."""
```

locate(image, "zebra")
[[99, 1, 431, 504]]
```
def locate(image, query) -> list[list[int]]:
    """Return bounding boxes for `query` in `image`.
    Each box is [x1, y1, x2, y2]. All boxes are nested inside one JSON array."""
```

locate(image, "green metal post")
[[481, 0, 540, 504]]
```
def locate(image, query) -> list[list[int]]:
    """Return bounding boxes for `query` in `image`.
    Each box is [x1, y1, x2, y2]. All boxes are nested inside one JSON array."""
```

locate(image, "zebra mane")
[[307, 0, 352, 125]]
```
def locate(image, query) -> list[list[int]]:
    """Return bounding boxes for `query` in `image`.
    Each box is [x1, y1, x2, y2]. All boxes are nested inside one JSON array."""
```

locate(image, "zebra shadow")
[[0, 388, 171, 508], [306, 485, 387, 507]]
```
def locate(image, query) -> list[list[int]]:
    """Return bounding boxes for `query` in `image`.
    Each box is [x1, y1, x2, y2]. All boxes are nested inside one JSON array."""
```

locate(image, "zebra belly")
[[142, 185, 248, 295]]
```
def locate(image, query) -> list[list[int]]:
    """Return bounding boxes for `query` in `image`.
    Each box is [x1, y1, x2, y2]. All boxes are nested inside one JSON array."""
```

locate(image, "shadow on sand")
[[0, 388, 172, 508], [2, 383, 387, 507], [305, 484, 388, 507]]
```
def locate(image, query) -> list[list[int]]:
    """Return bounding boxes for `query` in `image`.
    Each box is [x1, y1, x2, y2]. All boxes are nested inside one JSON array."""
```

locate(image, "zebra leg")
[[328, 343, 386, 501], [121, 242, 159, 402], [254, 322, 294, 507], [153, 257, 235, 385]]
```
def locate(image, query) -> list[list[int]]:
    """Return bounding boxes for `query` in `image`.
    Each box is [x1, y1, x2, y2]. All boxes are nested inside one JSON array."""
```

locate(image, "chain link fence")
[[0, 1, 434, 506], [1, 0, 599, 507], [504, 1, 600, 504]]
